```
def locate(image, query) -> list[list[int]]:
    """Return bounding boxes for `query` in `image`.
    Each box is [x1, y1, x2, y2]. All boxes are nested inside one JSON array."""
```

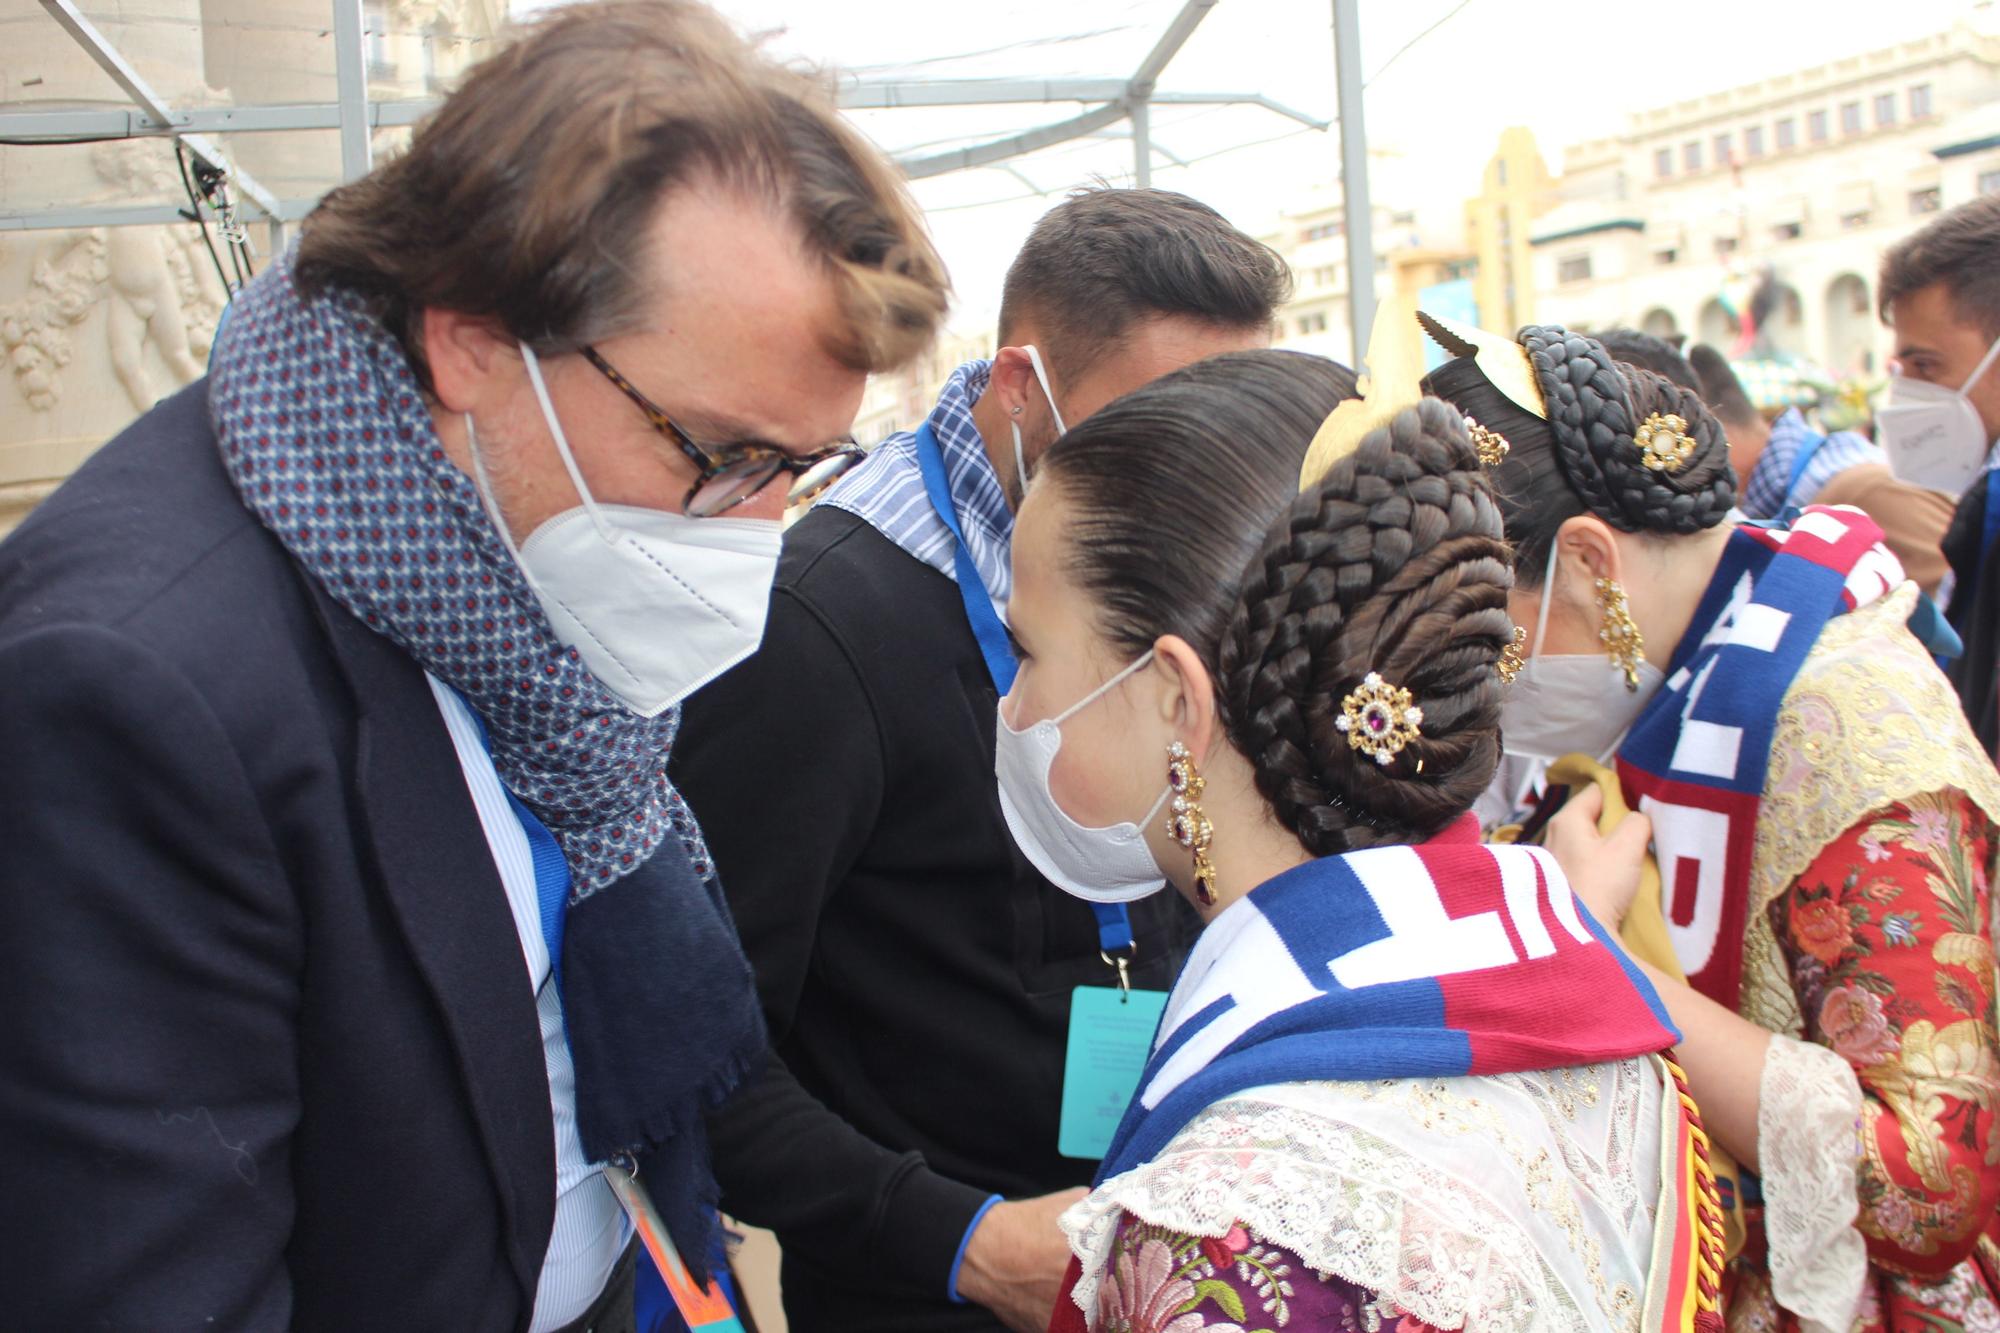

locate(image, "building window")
[[1304, 221, 1342, 242], [1745, 125, 1766, 158], [1655, 147, 1673, 178], [364, 1, 393, 78], [1297, 311, 1329, 336], [1874, 92, 1897, 127], [1910, 186, 1942, 215], [1776, 117, 1796, 150], [1558, 253, 1593, 284], [1773, 221, 1803, 241], [1684, 140, 1703, 172], [1715, 235, 1740, 256], [1841, 210, 1873, 230], [1980, 169, 2000, 196], [1809, 109, 1829, 142], [1655, 248, 1679, 267], [1496, 160, 1509, 186], [1841, 101, 1863, 134], [1714, 132, 1733, 165], [1911, 84, 1934, 118]]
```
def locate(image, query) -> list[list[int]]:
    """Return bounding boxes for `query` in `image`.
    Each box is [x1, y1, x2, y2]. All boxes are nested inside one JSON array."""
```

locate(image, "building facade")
[[1523, 19, 2000, 378], [0, 1, 504, 537]]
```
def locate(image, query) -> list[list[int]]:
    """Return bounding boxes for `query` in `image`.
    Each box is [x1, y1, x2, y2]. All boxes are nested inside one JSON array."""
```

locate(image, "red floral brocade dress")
[[1728, 793, 2000, 1333]]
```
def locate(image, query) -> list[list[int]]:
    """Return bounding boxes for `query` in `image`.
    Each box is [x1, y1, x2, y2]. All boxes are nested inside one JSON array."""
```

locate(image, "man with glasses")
[[0, 3, 945, 1329], [674, 188, 1291, 1333]]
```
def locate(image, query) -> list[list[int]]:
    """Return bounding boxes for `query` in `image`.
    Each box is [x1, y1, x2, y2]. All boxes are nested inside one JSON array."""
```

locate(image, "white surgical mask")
[[464, 344, 782, 717], [1499, 557, 1665, 764], [995, 649, 1172, 903], [1876, 333, 2000, 498], [1010, 344, 1068, 495]]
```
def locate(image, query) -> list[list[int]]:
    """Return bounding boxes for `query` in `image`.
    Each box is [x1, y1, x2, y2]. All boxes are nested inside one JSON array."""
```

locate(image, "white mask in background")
[[1010, 344, 1068, 495], [995, 650, 1172, 904], [1498, 555, 1665, 764], [1876, 333, 2000, 498], [464, 344, 782, 718]]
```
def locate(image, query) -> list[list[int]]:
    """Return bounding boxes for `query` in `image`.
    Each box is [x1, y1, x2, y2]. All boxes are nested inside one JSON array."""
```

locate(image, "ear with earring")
[[1595, 577, 1646, 691], [1165, 741, 1218, 906]]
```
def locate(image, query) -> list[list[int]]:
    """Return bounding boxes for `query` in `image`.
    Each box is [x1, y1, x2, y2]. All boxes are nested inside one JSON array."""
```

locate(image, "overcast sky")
[[514, 0, 1989, 329]]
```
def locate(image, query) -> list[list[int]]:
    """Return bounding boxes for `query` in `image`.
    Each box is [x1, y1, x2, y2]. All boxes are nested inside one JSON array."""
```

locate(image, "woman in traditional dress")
[[994, 348, 1724, 1332], [1422, 316, 2000, 1331]]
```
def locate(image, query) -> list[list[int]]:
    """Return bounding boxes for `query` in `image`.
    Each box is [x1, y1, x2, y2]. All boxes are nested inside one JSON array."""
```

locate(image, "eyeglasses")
[[581, 346, 865, 518]]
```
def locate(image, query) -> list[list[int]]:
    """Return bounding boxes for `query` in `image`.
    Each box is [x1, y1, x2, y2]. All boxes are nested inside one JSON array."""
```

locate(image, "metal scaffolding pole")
[[36, 0, 283, 228], [1131, 100, 1151, 188], [330, 0, 372, 182], [1332, 0, 1375, 358]]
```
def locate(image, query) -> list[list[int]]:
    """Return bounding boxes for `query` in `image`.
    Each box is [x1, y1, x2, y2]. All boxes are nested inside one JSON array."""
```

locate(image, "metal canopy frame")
[[2, 0, 1370, 306]]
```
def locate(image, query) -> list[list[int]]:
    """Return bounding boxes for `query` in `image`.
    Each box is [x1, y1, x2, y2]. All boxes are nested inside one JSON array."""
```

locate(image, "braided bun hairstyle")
[[1424, 324, 1735, 578], [1039, 351, 1512, 857]]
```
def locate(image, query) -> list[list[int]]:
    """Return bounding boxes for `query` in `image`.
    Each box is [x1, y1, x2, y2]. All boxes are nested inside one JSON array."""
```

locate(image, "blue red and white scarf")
[[1618, 506, 1902, 1009], [1096, 815, 1680, 1182]]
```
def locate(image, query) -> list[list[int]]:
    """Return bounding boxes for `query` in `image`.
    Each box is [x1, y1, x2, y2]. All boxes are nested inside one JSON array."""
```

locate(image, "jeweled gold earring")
[[1166, 742, 1217, 907], [1498, 625, 1527, 683], [1595, 577, 1646, 691]]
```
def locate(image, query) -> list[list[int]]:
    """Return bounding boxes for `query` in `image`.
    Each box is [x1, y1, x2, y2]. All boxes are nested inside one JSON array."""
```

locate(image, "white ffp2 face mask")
[[1010, 344, 1068, 496], [1499, 557, 1665, 764], [1877, 333, 2000, 498], [995, 650, 1172, 903], [465, 344, 782, 717]]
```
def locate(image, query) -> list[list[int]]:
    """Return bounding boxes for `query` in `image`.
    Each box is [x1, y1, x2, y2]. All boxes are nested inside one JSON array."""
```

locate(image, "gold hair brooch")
[[1464, 415, 1510, 467], [1635, 412, 1696, 474], [1336, 672, 1424, 766]]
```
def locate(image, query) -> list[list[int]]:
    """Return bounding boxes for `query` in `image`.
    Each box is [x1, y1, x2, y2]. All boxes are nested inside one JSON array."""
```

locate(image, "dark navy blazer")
[[0, 381, 561, 1330]]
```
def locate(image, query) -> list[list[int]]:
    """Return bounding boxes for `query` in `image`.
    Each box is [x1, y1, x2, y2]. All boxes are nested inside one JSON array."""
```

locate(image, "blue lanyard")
[[911, 421, 1135, 957], [1982, 467, 2000, 573]]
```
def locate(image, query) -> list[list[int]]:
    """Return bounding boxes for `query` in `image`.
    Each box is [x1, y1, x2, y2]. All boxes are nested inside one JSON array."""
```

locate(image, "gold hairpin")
[[1464, 415, 1510, 467], [1635, 412, 1696, 474], [1417, 311, 1549, 421], [1300, 293, 1424, 489], [1335, 672, 1424, 766]]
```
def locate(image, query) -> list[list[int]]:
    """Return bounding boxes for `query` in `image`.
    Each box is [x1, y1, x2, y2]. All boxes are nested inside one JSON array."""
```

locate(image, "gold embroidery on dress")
[[1741, 585, 2000, 1038]]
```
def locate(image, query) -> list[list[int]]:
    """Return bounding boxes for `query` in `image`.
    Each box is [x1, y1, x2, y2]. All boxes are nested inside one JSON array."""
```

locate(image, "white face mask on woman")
[[1499, 556, 1664, 764], [1876, 333, 2000, 498], [465, 344, 782, 717], [994, 650, 1172, 903]]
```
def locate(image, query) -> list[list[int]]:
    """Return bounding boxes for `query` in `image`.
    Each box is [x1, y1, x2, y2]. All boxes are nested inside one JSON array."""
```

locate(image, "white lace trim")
[[1758, 1034, 1867, 1332], [1060, 1065, 1663, 1332]]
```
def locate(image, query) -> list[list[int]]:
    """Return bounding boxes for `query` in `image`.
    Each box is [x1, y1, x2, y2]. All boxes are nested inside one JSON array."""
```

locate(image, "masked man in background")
[[0, 3, 948, 1327], [673, 187, 1290, 1332], [1878, 193, 2000, 753]]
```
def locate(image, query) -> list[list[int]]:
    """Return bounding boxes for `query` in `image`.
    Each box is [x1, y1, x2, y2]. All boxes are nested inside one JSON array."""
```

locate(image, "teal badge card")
[[1058, 984, 1169, 1160]]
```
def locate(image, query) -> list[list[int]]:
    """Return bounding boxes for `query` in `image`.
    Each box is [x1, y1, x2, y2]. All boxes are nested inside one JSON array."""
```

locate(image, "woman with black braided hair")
[[990, 348, 1725, 1333], [1422, 317, 2000, 1331]]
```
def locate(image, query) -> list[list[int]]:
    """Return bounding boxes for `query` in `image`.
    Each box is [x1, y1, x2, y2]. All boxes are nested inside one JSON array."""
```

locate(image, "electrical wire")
[[1364, 0, 1477, 89], [175, 138, 236, 301]]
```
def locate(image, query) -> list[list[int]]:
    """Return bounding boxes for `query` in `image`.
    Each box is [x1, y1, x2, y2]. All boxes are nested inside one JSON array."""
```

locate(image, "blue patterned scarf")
[[207, 251, 763, 1271]]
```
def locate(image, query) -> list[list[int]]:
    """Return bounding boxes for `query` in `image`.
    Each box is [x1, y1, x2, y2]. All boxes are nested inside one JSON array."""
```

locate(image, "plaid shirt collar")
[[820, 359, 1016, 605]]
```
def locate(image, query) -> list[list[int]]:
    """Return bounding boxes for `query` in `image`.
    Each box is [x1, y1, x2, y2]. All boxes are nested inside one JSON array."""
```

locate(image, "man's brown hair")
[[1879, 193, 2000, 339], [295, 0, 948, 391], [996, 188, 1291, 382]]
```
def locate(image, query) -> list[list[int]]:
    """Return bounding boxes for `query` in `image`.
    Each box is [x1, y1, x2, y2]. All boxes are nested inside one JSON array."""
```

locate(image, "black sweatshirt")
[[1944, 470, 2000, 756], [674, 505, 1194, 1332]]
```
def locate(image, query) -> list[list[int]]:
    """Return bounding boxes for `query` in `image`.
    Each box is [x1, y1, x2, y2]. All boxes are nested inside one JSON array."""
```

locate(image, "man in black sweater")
[[673, 188, 1290, 1331]]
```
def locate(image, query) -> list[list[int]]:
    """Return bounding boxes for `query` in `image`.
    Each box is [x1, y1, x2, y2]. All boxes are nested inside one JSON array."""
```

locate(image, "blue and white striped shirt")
[[821, 359, 1016, 608], [429, 677, 632, 1332]]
